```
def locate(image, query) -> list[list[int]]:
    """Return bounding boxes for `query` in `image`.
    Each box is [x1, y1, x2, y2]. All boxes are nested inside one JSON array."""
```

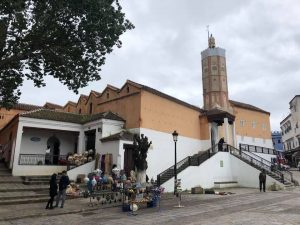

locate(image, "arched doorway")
[[47, 136, 60, 165]]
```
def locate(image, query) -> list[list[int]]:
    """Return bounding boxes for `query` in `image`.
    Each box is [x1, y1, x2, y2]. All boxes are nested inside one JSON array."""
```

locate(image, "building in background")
[[280, 95, 300, 151], [272, 131, 283, 151]]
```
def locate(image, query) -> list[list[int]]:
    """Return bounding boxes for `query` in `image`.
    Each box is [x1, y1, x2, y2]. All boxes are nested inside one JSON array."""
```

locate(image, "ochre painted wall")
[[140, 90, 208, 140], [0, 108, 24, 130], [95, 93, 141, 129], [233, 106, 271, 139]]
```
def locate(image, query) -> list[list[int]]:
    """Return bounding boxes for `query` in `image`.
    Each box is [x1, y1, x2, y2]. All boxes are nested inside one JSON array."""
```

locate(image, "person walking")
[[46, 173, 57, 209], [55, 170, 70, 208], [259, 169, 267, 192]]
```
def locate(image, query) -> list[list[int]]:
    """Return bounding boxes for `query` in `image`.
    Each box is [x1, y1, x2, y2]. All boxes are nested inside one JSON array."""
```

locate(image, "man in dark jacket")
[[55, 170, 70, 208], [46, 173, 57, 209], [259, 169, 267, 192]]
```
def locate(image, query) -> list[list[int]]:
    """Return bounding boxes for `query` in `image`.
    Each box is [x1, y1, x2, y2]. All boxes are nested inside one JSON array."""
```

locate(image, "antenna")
[[206, 25, 210, 40]]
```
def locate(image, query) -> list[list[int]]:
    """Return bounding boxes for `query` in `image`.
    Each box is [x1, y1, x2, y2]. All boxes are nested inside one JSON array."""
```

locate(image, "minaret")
[[201, 34, 229, 111]]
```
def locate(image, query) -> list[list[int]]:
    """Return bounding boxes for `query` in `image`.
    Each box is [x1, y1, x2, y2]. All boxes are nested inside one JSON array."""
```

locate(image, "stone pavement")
[[1, 187, 300, 225]]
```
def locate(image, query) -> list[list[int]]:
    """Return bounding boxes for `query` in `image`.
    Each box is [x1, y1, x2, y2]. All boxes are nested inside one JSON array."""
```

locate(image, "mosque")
[[0, 36, 278, 190]]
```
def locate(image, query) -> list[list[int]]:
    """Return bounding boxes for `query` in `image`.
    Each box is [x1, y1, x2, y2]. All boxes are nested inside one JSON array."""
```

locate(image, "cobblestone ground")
[[1, 188, 300, 225]]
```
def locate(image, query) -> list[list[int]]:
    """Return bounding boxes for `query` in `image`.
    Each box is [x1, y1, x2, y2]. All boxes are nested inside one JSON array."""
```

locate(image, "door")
[[123, 144, 135, 177]]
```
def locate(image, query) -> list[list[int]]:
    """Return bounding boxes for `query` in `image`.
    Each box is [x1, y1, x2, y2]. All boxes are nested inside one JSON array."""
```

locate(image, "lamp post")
[[172, 130, 178, 195]]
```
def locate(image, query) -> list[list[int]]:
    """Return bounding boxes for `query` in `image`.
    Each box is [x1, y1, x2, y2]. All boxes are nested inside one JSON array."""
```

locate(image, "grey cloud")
[[20, 0, 299, 131]]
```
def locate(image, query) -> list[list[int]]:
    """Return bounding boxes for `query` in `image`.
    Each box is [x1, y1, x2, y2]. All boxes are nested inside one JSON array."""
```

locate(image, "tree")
[[132, 133, 152, 183], [0, 0, 134, 108]]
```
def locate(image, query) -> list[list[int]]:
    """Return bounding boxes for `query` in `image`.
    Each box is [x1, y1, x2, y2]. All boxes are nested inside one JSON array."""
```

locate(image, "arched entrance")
[[47, 136, 60, 165]]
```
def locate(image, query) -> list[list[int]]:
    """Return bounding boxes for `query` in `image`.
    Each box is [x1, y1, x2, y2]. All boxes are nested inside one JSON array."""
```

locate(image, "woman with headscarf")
[[46, 173, 57, 209]]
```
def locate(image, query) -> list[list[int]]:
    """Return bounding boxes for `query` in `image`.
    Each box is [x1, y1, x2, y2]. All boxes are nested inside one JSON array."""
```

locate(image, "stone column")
[[224, 117, 229, 144], [77, 131, 85, 154], [232, 121, 237, 148]]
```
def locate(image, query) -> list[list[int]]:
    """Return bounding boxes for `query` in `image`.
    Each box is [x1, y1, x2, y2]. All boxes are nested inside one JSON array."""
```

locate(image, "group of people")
[[45, 170, 70, 209]]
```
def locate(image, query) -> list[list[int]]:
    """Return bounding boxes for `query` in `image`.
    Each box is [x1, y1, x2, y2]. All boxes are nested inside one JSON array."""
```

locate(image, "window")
[[252, 121, 256, 128], [106, 92, 109, 99], [0, 114, 4, 119], [89, 103, 93, 115], [240, 120, 245, 127], [68, 107, 70, 112], [278, 139, 281, 144], [127, 86, 130, 93], [79, 108, 81, 114]]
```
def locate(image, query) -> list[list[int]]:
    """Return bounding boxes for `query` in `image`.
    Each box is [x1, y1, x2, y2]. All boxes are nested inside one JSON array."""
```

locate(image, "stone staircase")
[[228, 145, 295, 188], [157, 148, 213, 185], [0, 161, 49, 205]]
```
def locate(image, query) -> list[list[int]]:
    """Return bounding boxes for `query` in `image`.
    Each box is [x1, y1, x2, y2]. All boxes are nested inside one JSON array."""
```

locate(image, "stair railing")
[[239, 143, 276, 155], [157, 147, 213, 186], [228, 145, 294, 184]]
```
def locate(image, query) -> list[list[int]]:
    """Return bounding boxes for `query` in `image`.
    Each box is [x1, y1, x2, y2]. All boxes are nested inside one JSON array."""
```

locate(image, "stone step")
[[23, 180, 50, 185], [0, 197, 50, 205], [0, 187, 49, 192], [0, 195, 81, 206], [0, 179, 23, 184], [0, 193, 48, 201]]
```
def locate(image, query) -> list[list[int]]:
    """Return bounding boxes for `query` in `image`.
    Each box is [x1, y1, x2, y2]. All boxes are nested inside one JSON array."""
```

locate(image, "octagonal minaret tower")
[[201, 35, 229, 111]]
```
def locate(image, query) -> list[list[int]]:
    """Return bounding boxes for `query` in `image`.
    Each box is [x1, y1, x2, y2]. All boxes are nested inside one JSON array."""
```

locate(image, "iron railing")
[[239, 143, 276, 155], [228, 145, 294, 184], [19, 154, 68, 165], [157, 148, 213, 186]]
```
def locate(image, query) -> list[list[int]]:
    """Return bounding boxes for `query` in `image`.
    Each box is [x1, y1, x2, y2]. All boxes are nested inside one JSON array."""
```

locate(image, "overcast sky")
[[20, 0, 300, 131]]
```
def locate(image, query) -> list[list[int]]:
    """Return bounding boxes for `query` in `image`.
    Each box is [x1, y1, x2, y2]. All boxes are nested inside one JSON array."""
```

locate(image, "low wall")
[[67, 160, 95, 181], [12, 165, 67, 176]]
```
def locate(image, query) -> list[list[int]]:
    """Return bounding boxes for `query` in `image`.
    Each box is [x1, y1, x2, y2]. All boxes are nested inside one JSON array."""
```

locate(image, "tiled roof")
[[20, 109, 124, 124], [43, 102, 63, 110], [126, 80, 205, 113], [229, 100, 270, 115], [100, 131, 134, 142], [64, 101, 77, 108], [12, 103, 42, 111]]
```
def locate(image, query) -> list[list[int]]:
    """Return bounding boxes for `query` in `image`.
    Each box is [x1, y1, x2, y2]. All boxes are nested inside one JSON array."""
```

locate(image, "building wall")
[[96, 93, 141, 129], [272, 131, 284, 151], [20, 127, 78, 155], [0, 118, 19, 167], [140, 90, 208, 140], [233, 106, 271, 140], [281, 96, 300, 150], [129, 127, 210, 181], [0, 108, 24, 130], [236, 135, 273, 148], [162, 152, 282, 192], [13, 165, 67, 176]]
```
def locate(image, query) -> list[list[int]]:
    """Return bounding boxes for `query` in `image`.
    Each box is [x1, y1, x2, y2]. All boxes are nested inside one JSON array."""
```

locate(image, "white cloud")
[[20, 0, 300, 131]]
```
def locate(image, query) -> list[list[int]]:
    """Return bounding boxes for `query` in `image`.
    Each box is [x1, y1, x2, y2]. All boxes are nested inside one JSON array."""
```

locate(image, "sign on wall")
[[30, 137, 41, 142]]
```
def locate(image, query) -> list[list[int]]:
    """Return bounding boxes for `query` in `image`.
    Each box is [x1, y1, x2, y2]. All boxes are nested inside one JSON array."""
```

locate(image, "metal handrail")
[[19, 154, 68, 165], [157, 147, 212, 185], [239, 143, 276, 155], [229, 145, 293, 184]]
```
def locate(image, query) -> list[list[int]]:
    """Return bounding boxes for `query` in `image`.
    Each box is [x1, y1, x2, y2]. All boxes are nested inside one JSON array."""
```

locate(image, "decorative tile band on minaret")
[[201, 34, 229, 111]]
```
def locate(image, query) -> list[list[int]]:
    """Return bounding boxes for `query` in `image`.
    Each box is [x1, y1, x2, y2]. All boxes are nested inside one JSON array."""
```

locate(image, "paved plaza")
[[1, 187, 300, 225]]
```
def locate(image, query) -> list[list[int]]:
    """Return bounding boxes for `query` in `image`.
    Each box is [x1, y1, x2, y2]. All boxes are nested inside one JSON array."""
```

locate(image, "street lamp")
[[172, 130, 178, 195]]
